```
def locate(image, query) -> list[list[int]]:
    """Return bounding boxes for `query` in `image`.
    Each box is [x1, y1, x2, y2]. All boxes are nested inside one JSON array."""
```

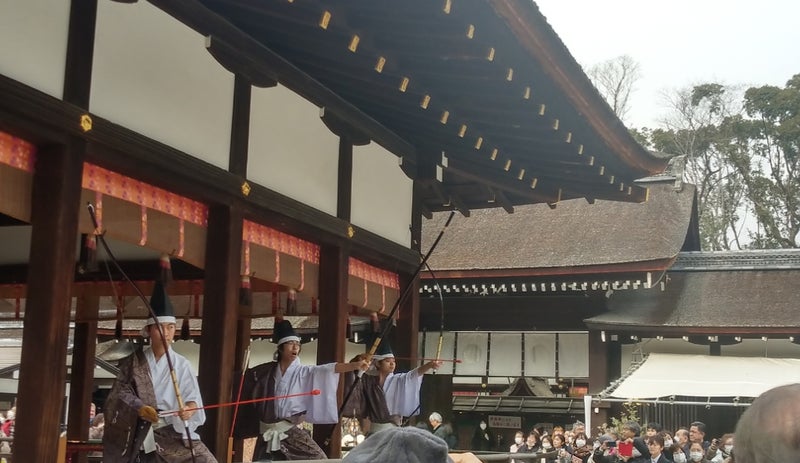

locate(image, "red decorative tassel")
[[181, 316, 191, 341], [159, 254, 172, 283], [79, 234, 98, 274], [273, 292, 283, 322], [286, 289, 297, 316], [239, 275, 252, 307], [370, 312, 380, 333]]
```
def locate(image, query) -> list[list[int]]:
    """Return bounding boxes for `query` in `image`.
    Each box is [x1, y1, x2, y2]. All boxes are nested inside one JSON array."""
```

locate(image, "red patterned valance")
[[348, 258, 400, 313], [0, 131, 36, 172], [349, 258, 400, 289], [243, 220, 320, 264], [82, 163, 208, 226]]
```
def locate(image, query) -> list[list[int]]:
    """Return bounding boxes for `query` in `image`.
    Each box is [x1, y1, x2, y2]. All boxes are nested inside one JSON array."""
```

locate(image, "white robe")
[[273, 358, 340, 424], [144, 347, 206, 439], [382, 368, 424, 417]]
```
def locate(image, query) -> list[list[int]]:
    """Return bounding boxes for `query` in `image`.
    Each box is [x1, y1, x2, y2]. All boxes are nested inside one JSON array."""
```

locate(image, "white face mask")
[[576, 440, 586, 447], [674, 453, 687, 463], [543, 443, 552, 450], [479, 422, 487, 430], [690, 452, 703, 462], [724, 445, 733, 454], [515, 437, 524, 445], [664, 439, 673, 448]]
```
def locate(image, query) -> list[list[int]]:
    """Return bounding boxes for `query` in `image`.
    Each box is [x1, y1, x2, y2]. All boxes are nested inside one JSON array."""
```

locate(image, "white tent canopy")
[[606, 353, 800, 399]]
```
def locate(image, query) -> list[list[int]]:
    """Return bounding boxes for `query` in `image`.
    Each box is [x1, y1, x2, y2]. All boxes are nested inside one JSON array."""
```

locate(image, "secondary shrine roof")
[[421, 180, 697, 275]]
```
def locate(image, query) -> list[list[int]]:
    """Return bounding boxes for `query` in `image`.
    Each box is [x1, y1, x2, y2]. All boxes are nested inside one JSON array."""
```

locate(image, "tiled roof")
[[586, 263, 800, 331], [422, 181, 696, 272]]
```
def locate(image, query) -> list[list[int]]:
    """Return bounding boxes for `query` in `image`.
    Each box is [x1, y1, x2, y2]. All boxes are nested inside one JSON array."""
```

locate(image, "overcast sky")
[[534, 0, 800, 128]]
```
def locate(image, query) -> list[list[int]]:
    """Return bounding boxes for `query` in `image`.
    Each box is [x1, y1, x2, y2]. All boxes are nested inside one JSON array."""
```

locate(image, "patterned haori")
[[103, 348, 216, 463]]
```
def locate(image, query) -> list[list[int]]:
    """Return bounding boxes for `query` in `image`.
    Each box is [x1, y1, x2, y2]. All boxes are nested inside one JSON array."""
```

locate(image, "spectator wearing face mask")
[[657, 432, 675, 462], [703, 434, 734, 463], [541, 435, 555, 454], [510, 430, 526, 463], [471, 419, 492, 451], [572, 432, 593, 463], [688, 442, 710, 463]]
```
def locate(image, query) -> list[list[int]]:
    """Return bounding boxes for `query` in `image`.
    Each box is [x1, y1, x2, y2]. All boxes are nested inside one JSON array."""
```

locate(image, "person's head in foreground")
[[734, 382, 800, 463], [343, 426, 480, 463]]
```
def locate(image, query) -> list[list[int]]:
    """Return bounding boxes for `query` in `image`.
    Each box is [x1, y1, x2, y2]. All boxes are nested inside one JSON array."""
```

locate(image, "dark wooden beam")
[[228, 74, 253, 177], [314, 243, 349, 457], [337, 137, 353, 221], [321, 108, 371, 146], [67, 294, 99, 463], [198, 204, 243, 456], [14, 139, 85, 463], [62, 0, 97, 108], [488, 187, 514, 213], [587, 331, 609, 411], [206, 35, 278, 89]]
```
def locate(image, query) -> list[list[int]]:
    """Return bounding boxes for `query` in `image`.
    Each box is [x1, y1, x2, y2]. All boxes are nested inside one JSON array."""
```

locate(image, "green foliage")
[[596, 402, 640, 436], [639, 74, 800, 249]]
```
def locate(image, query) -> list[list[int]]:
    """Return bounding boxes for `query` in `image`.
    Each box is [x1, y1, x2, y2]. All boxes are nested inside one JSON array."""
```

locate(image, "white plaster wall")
[[525, 333, 556, 377], [352, 142, 412, 247], [0, 0, 69, 99], [487, 333, 524, 377], [455, 332, 488, 376], [248, 84, 339, 216], [558, 332, 588, 378], [423, 331, 457, 375], [91, 1, 234, 170]]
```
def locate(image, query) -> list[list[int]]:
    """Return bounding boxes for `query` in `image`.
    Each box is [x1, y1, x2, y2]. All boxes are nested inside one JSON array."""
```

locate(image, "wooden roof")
[[421, 180, 698, 276], [585, 250, 800, 334], [170, 0, 668, 213]]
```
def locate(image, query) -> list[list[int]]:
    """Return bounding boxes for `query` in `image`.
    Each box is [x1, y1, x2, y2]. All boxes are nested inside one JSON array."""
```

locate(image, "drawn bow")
[[339, 210, 456, 417], [87, 203, 197, 463]]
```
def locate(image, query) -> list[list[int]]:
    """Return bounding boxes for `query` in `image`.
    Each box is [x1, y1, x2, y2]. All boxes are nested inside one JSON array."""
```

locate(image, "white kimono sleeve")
[[382, 369, 424, 417]]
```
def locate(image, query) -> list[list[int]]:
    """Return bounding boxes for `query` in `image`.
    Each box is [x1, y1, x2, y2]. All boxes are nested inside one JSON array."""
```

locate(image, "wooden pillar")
[[60, 2, 98, 459], [606, 337, 623, 421], [14, 140, 85, 463], [67, 294, 99, 463], [394, 273, 420, 373], [394, 179, 424, 371], [709, 342, 721, 356], [314, 243, 349, 457], [198, 204, 242, 456], [587, 330, 610, 428]]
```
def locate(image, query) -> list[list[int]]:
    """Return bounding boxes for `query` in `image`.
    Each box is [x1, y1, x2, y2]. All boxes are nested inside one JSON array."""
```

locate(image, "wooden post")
[[314, 243, 349, 457], [14, 140, 85, 462], [66, 294, 99, 463], [198, 204, 243, 456]]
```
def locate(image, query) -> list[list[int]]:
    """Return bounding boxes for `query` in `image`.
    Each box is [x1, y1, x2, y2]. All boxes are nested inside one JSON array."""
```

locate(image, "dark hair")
[[276, 342, 301, 361], [623, 421, 641, 436], [647, 435, 665, 447], [690, 421, 706, 434], [647, 422, 663, 432]]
